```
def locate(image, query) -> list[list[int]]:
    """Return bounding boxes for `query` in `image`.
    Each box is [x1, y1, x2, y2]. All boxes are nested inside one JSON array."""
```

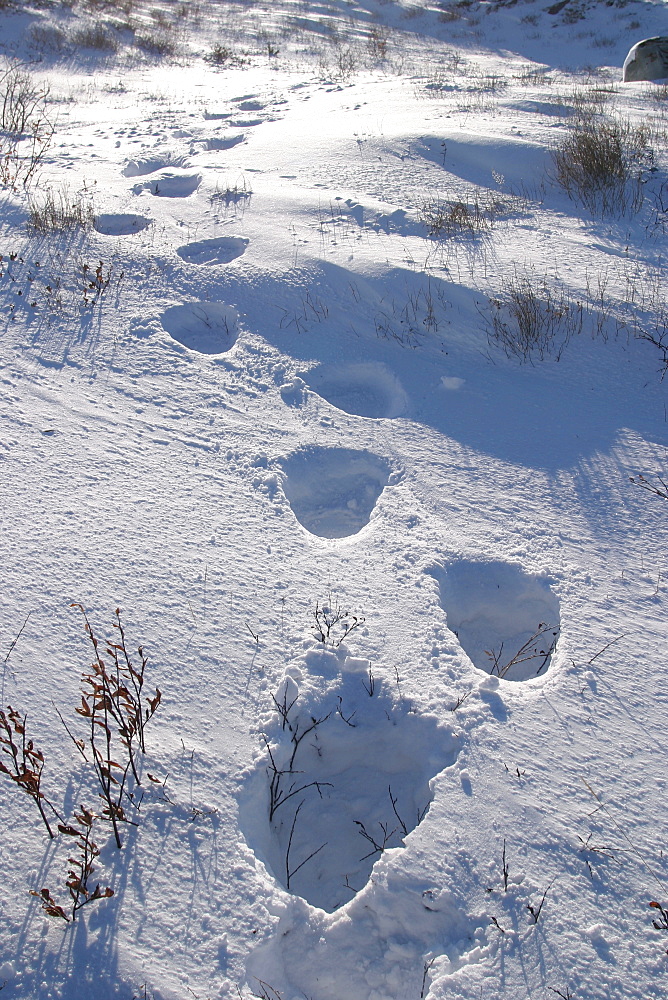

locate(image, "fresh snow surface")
[[1, 1, 668, 999]]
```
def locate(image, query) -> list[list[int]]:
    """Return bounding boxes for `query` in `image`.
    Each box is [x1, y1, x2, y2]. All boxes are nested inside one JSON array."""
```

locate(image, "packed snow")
[[1, 1, 668, 999]]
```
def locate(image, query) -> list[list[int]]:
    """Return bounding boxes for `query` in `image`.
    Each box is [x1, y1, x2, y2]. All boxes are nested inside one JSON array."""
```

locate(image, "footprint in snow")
[[239, 667, 458, 913], [301, 362, 408, 418], [176, 236, 248, 265], [280, 446, 393, 538], [160, 301, 239, 354], [228, 118, 265, 128], [122, 154, 189, 177], [204, 133, 245, 151], [429, 560, 560, 683], [94, 213, 152, 235], [235, 99, 266, 112], [132, 171, 201, 197]]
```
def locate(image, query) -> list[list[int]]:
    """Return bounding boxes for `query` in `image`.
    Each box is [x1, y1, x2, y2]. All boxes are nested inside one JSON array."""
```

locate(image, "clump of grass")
[[420, 195, 494, 238], [420, 188, 521, 240], [72, 24, 120, 52], [487, 273, 584, 363], [135, 31, 176, 57], [28, 185, 95, 233], [551, 116, 652, 216]]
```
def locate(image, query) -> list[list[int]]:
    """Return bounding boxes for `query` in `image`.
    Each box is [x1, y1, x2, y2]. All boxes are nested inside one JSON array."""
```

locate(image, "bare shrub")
[[367, 25, 390, 60], [551, 117, 652, 216], [487, 274, 584, 362], [0, 64, 54, 189], [1, 64, 49, 133], [331, 44, 358, 81], [27, 23, 69, 55], [28, 184, 95, 232]]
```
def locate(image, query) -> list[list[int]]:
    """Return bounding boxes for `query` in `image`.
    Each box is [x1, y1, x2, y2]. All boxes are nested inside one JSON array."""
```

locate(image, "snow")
[[1, 0, 668, 998]]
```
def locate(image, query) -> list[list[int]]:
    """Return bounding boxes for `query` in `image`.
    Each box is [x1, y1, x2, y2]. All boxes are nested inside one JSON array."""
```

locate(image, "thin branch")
[[582, 779, 668, 894], [587, 632, 631, 665], [4, 611, 32, 663]]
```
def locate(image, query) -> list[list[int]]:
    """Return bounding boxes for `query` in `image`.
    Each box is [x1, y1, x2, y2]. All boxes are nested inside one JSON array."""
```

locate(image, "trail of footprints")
[[94, 88, 280, 250], [247, 370, 560, 927], [102, 87, 562, 964]]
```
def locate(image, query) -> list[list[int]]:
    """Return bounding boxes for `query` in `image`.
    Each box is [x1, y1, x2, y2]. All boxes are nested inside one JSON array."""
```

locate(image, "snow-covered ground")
[[2, 1, 668, 998]]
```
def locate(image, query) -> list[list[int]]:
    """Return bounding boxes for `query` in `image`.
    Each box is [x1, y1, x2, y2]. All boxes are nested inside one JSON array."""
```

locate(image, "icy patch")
[[176, 236, 249, 266], [280, 447, 392, 538], [303, 362, 408, 418], [94, 213, 152, 236], [132, 171, 201, 197], [122, 154, 189, 176], [160, 302, 239, 354], [239, 668, 457, 913], [432, 560, 560, 682]]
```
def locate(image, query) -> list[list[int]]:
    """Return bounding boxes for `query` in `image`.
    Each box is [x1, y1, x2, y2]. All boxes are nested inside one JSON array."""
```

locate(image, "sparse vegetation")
[[71, 24, 120, 52], [312, 594, 365, 647], [486, 623, 560, 678], [31, 807, 114, 922], [27, 184, 95, 232], [60, 605, 161, 849], [206, 44, 249, 67], [0, 63, 54, 189], [135, 30, 176, 57], [419, 188, 514, 239], [0, 706, 62, 838], [487, 274, 584, 362], [552, 117, 653, 216]]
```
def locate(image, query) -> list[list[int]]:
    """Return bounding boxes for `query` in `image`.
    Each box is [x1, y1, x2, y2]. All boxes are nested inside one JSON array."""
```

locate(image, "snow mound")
[[132, 170, 202, 197], [432, 560, 560, 682], [176, 235, 249, 265], [160, 301, 239, 354], [239, 666, 457, 913], [303, 362, 408, 418], [280, 447, 392, 538], [94, 213, 152, 235]]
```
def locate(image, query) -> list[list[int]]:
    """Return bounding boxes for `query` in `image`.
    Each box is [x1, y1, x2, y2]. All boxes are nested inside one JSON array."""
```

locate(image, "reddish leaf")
[[58, 824, 80, 837]]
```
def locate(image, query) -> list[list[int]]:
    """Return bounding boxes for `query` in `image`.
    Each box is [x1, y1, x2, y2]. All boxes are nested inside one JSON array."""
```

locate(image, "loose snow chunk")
[[432, 560, 560, 682], [160, 301, 239, 354], [280, 447, 392, 538], [303, 362, 408, 419]]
